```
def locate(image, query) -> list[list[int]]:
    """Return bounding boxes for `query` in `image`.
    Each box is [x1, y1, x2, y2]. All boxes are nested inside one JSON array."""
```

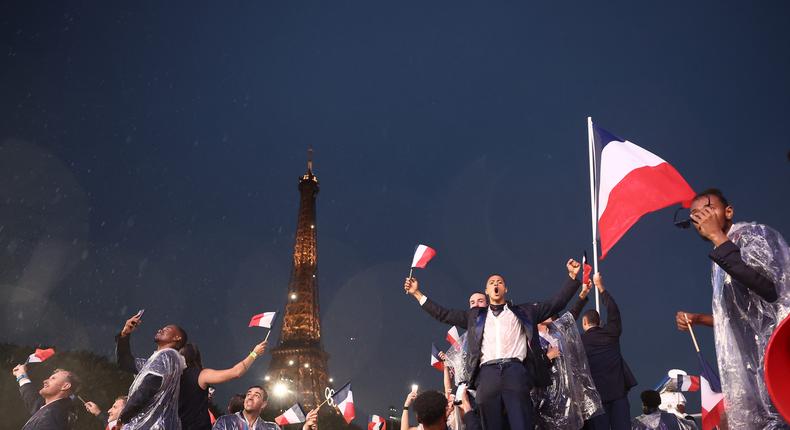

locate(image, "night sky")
[[2, 0, 789, 422]]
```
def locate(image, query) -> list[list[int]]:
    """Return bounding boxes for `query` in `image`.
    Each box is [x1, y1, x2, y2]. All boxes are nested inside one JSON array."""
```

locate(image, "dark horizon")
[[2, 0, 789, 423]]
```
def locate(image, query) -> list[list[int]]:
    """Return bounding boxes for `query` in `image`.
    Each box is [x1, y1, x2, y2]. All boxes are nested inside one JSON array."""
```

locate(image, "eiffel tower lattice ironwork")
[[265, 148, 331, 412]]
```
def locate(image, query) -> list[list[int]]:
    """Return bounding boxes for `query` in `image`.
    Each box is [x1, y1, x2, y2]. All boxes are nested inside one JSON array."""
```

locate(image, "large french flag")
[[275, 403, 306, 425], [248, 312, 277, 328], [592, 123, 695, 259], [698, 353, 725, 430], [411, 245, 436, 269], [331, 382, 355, 424], [368, 415, 386, 430], [27, 348, 55, 363]]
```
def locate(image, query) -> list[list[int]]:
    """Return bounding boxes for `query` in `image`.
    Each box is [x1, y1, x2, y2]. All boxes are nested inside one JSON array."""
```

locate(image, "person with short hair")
[[85, 396, 128, 430], [211, 386, 281, 430], [12, 364, 80, 430], [572, 273, 636, 430], [115, 312, 188, 429], [178, 340, 268, 430], [405, 259, 583, 430], [631, 390, 694, 430], [675, 188, 790, 429], [413, 391, 453, 430]]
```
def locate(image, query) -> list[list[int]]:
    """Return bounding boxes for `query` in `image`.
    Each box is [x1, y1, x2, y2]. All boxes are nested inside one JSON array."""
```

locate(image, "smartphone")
[[136, 309, 145, 318]]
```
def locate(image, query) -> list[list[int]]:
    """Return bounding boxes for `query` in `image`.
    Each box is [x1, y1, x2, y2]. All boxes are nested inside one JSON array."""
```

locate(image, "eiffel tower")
[[265, 149, 331, 412]]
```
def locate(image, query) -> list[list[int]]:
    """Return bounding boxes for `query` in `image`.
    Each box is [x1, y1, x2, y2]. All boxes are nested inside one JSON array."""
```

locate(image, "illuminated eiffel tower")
[[265, 149, 331, 412]]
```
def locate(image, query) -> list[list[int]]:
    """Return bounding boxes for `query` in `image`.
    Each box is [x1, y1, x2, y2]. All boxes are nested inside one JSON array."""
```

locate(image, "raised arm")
[[534, 259, 582, 323], [401, 391, 418, 430], [198, 340, 267, 389], [404, 278, 469, 329], [569, 282, 592, 320], [709, 241, 777, 302], [594, 274, 621, 336], [117, 313, 143, 374], [13, 365, 44, 415]]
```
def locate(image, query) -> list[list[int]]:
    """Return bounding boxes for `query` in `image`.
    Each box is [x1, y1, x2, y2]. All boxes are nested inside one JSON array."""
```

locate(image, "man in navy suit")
[[404, 258, 583, 430], [569, 272, 636, 430]]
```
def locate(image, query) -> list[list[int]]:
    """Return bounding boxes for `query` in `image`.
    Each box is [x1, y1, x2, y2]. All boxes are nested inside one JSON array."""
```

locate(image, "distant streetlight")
[[288, 360, 294, 366], [273, 382, 289, 398]]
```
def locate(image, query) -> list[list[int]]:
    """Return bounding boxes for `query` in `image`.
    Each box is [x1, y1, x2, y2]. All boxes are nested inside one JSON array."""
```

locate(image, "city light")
[[290, 293, 297, 300], [264, 375, 271, 381], [273, 382, 289, 398], [329, 377, 334, 383], [303, 363, 310, 368], [288, 360, 294, 366]]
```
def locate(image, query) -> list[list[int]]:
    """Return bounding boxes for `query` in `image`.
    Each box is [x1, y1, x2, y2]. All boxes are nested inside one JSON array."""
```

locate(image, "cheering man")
[[404, 258, 582, 430]]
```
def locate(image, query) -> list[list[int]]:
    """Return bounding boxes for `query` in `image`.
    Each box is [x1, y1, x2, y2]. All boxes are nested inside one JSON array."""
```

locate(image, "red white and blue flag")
[[431, 343, 444, 371], [676, 374, 700, 392], [275, 403, 306, 425], [248, 312, 277, 328], [582, 251, 592, 286], [698, 353, 725, 430], [27, 348, 55, 363], [446, 326, 462, 350], [411, 245, 436, 269], [368, 415, 386, 430], [332, 382, 355, 424], [592, 123, 695, 259]]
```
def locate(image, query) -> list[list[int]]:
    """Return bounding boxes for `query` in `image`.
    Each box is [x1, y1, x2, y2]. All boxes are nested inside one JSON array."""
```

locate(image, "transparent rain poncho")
[[711, 222, 790, 429], [123, 348, 186, 430], [443, 332, 471, 386], [631, 411, 697, 430], [532, 312, 603, 429]]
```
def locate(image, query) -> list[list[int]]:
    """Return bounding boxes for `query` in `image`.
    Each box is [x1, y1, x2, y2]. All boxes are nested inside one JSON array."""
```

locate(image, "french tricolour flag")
[[582, 251, 592, 286], [27, 348, 55, 363], [431, 343, 444, 371], [698, 353, 725, 430], [446, 326, 462, 351], [248, 312, 277, 328], [676, 374, 700, 392], [368, 415, 386, 430], [332, 382, 355, 424], [411, 245, 436, 269], [275, 403, 306, 425], [592, 122, 695, 259]]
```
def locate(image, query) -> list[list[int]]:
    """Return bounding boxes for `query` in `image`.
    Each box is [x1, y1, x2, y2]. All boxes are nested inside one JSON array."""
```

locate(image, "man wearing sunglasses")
[[675, 188, 790, 429]]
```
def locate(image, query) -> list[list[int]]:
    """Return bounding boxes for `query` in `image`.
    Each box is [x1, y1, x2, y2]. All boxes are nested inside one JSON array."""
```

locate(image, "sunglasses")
[[673, 196, 711, 229]]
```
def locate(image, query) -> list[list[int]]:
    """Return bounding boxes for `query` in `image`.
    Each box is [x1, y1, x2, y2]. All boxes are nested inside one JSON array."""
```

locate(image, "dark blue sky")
[[2, 0, 789, 421]]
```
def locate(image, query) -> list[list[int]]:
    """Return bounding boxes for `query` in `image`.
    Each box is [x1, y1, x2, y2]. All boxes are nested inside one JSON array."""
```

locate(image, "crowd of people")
[[400, 189, 789, 430], [9, 188, 789, 430], [11, 312, 319, 430]]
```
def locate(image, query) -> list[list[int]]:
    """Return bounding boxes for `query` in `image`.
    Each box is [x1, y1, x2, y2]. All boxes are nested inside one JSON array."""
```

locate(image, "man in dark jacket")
[[12, 364, 80, 430], [404, 258, 583, 430], [569, 272, 636, 430]]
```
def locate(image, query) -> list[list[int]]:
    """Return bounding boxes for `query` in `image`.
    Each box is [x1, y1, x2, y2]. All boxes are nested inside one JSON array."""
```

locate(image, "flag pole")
[[587, 116, 600, 313], [683, 313, 701, 353], [264, 329, 272, 343]]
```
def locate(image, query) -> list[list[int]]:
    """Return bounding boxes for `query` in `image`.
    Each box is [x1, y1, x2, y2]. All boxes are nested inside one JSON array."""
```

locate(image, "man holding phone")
[[115, 310, 188, 429]]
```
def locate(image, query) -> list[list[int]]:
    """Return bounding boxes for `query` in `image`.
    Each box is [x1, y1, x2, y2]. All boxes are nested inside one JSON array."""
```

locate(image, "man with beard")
[[115, 311, 187, 429], [12, 365, 80, 430]]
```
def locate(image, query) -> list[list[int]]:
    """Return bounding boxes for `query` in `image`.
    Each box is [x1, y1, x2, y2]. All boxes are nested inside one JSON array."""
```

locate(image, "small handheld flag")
[[249, 312, 277, 329], [446, 326, 462, 350], [368, 415, 386, 430], [249, 311, 278, 342], [582, 251, 592, 286], [331, 382, 355, 424], [430, 343, 444, 371], [26, 348, 55, 364], [275, 403, 307, 425], [408, 244, 436, 279]]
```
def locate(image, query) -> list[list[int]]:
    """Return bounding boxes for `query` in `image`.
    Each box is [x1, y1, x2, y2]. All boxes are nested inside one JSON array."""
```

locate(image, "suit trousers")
[[475, 361, 534, 430]]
